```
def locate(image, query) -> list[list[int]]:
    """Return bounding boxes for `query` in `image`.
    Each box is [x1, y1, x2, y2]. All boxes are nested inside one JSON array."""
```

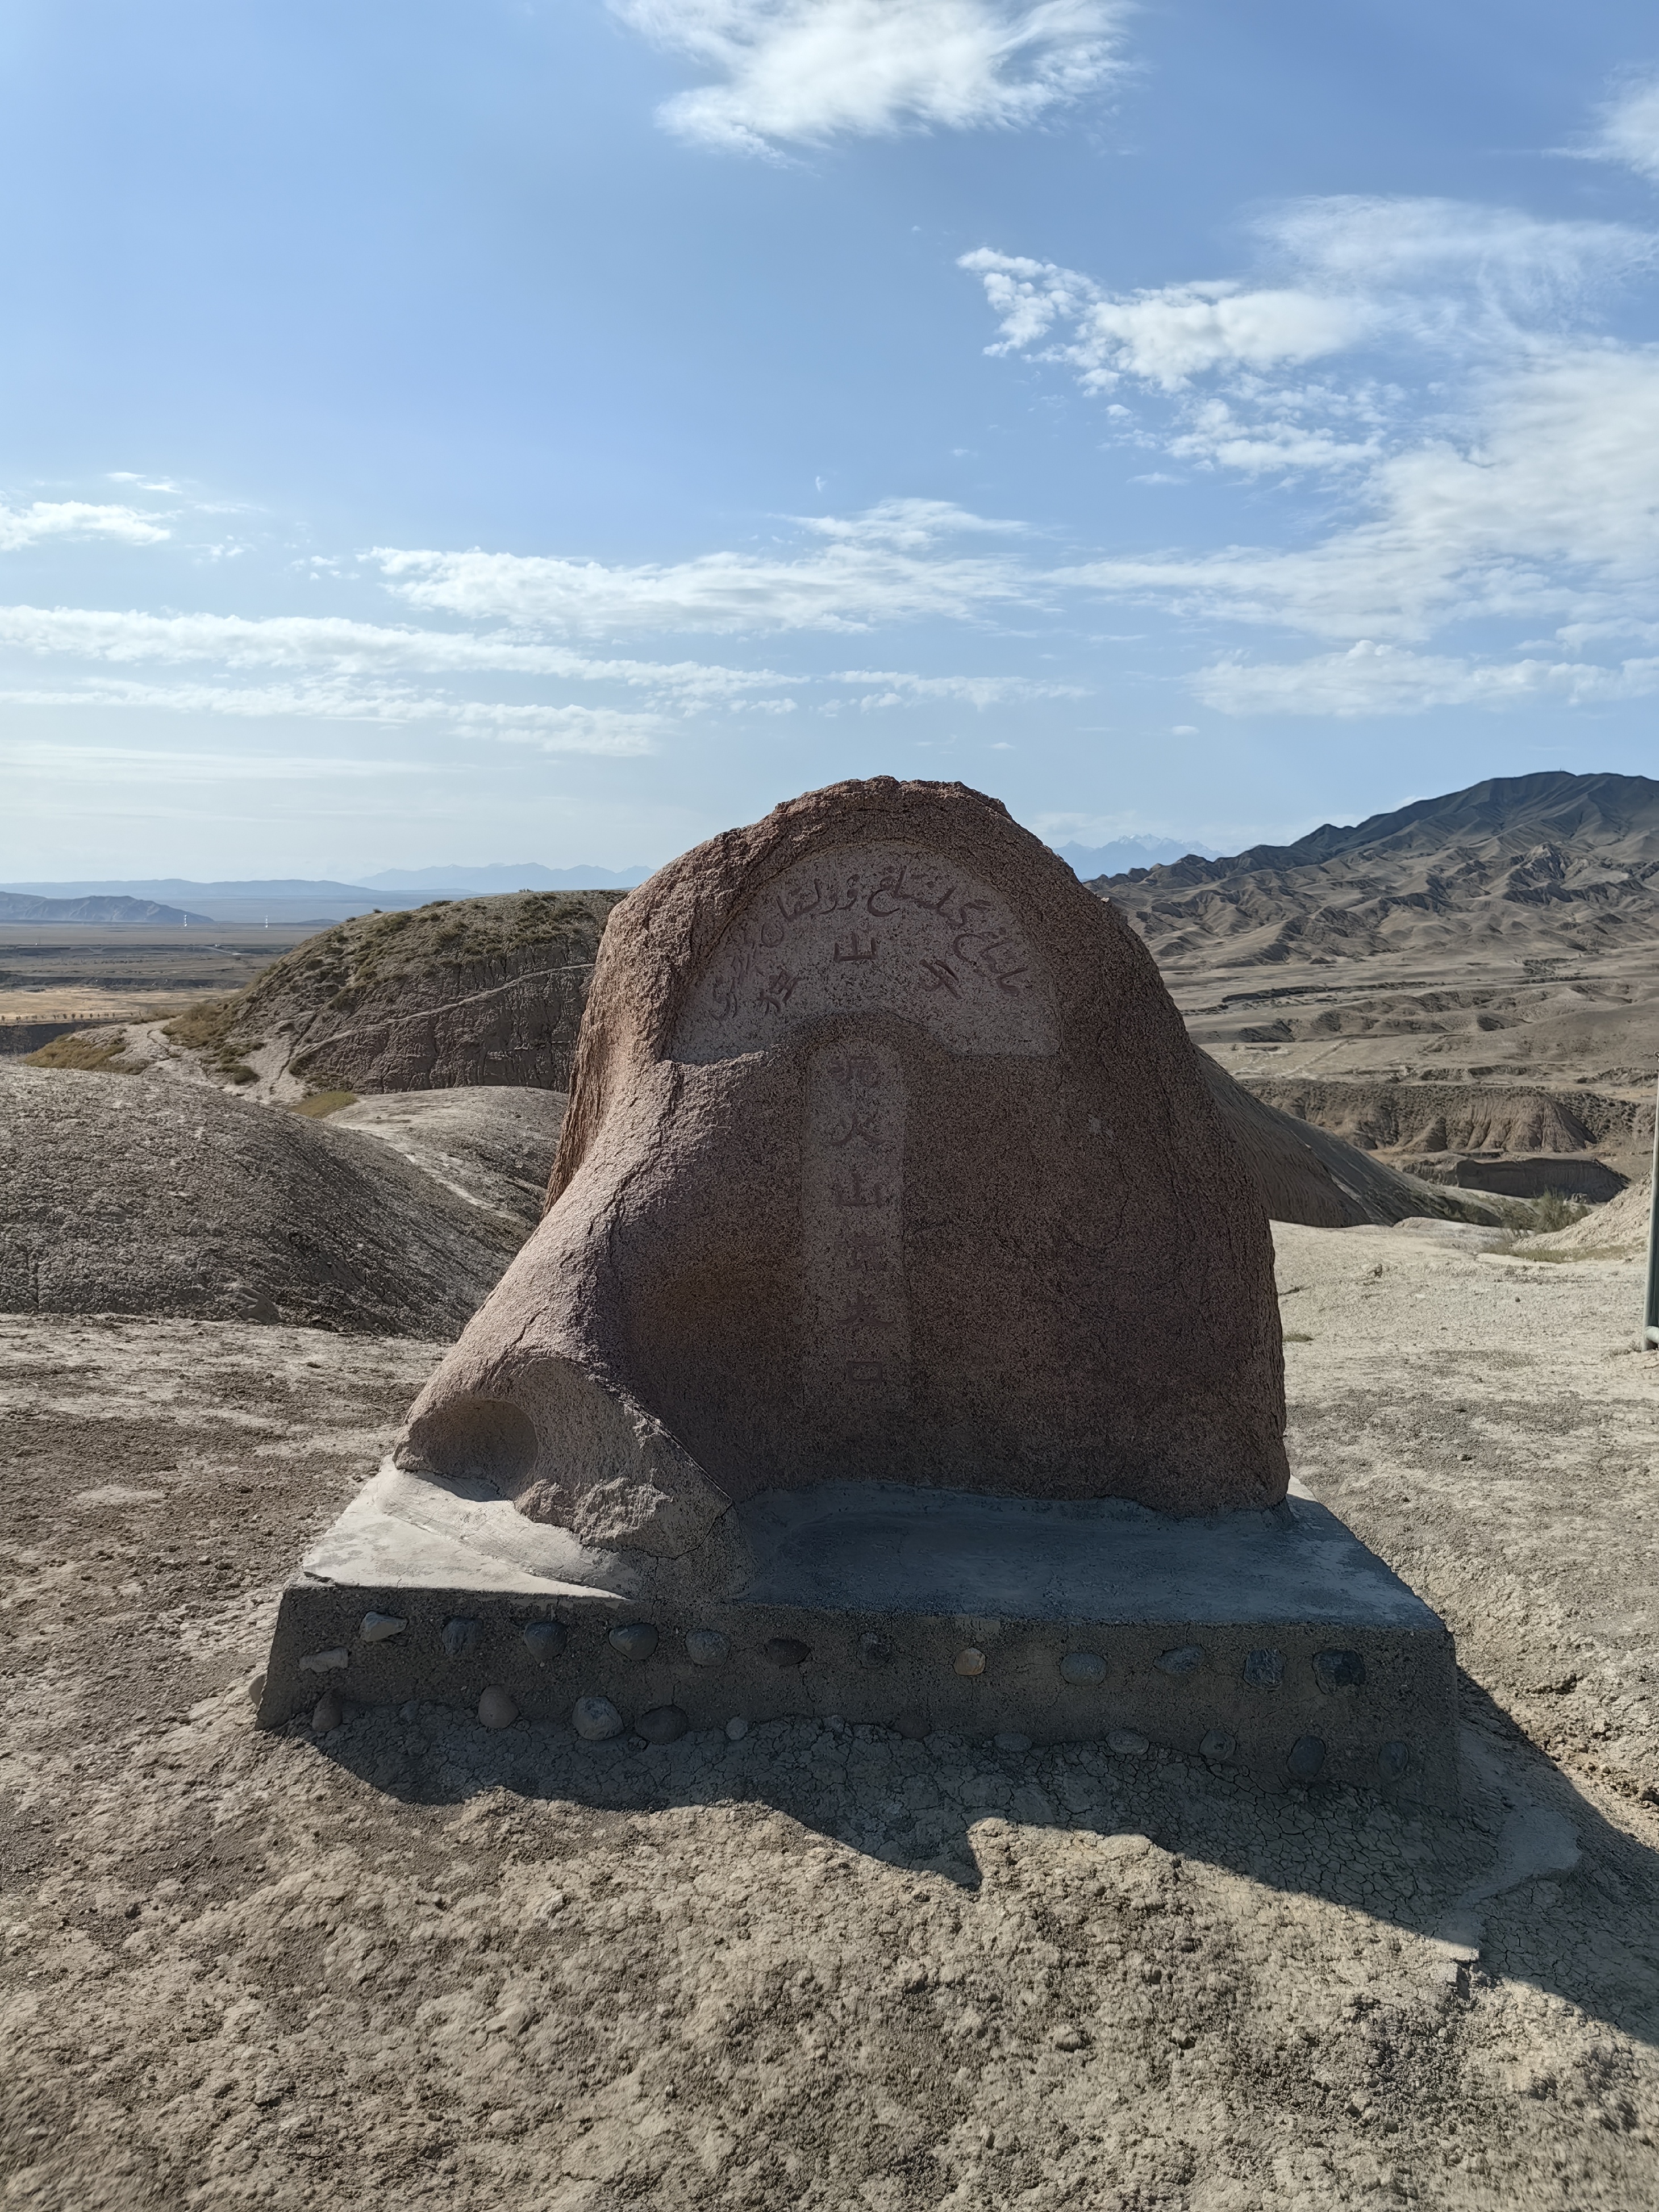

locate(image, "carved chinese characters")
[[802, 1038, 910, 1426], [673, 842, 1056, 1063]]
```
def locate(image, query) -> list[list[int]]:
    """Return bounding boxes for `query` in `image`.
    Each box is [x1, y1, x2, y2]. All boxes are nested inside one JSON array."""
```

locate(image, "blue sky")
[[2, 0, 1657, 877]]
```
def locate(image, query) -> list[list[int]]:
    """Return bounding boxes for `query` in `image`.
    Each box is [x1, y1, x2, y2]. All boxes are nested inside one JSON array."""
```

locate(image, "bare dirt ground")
[[4, 1233, 1659, 2210]]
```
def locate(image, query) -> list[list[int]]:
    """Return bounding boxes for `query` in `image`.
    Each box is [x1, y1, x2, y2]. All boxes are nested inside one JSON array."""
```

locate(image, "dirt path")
[[3, 1243, 1658, 2210]]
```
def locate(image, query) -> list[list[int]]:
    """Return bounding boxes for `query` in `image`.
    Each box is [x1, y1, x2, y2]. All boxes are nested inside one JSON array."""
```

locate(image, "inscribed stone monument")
[[394, 776, 1290, 1556], [259, 778, 1456, 1807]]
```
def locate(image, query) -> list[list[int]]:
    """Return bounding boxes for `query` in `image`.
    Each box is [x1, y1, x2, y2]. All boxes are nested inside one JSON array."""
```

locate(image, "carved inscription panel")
[[673, 840, 1056, 1063], [801, 1036, 910, 1425]]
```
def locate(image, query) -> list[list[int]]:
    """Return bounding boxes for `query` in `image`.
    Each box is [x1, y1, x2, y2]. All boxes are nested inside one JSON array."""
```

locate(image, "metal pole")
[[1645, 1070, 1659, 1349]]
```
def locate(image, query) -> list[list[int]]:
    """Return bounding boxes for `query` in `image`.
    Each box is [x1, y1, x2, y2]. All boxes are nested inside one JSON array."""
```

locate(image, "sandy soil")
[[4, 1235, 1659, 2210]]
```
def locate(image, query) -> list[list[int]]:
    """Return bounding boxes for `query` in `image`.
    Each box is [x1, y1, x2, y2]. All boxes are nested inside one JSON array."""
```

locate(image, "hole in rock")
[[412, 1398, 538, 1491]]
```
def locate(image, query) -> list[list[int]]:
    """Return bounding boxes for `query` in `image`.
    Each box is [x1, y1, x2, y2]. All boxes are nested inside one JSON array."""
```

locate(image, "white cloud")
[[1586, 74, 1659, 184], [1261, 197, 1654, 313], [830, 666, 1084, 705], [1067, 344, 1659, 640], [0, 676, 660, 753], [610, 0, 1127, 152], [0, 501, 169, 551], [0, 603, 790, 701], [372, 502, 1040, 634], [961, 251, 1372, 389], [1195, 640, 1659, 718], [0, 739, 435, 783]]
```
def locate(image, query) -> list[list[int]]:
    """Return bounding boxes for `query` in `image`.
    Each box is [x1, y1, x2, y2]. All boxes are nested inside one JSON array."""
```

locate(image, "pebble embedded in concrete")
[[522, 1621, 567, 1661], [311, 1693, 343, 1732], [360, 1612, 406, 1643], [441, 1619, 481, 1659], [1157, 1645, 1204, 1676], [477, 1686, 518, 1730], [1312, 1648, 1366, 1691], [1059, 1650, 1106, 1685], [299, 1648, 348, 1673], [726, 1715, 749, 1741], [859, 1634, 894, 1668], [685, 1629, 728, 1667], [636, 1705, 689, 1745], [765, 1638, 810, 1669], [608, 1623, 658, 1662], [573, 1695, 624, 1741], [245, 1671, 266, 1705], [1243, 1648, 1283, 1689], [1108, 1729, 1149, 1755], [1288, 1734, 1327, 1779], [1378, 1739, 1411, 1780], [954, 1648, 986, 1677], [1201, 1728, 1235, 1763]]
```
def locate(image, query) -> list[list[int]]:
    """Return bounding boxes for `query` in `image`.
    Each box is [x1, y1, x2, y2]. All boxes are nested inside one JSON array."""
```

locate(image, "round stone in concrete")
[[1312, 1648, 1366, 1691], [522, 1621, 567, 1661], [1059, 1650, 1106, 1685], [609, 1623, 658, 1662], [311, 1693, 343, 1733], [1201, 1728, 1236, 1763], [1108, 1729, 1149, 1755], [685, 1628, 729, 1666], [1288, 1734, 1327, 1779], [1157, 1645, 1204, 1676], [441, 1618, 481, 1659], [573, 1695, 624, 1740], [636, 1705, 689, 1745], [765, 1638, 810, 1668], [1378, 1740, 1411, 1781], [360, 1612, 407, 1643], [478, 1686, 518, 1730]]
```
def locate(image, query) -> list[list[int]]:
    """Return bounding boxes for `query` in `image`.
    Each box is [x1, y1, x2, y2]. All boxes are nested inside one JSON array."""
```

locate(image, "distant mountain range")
[[1099, 770, 1659, 973], [1053, 836, 1218, 879], [0, 870, 651, 926], [0, 893, 212, 926]]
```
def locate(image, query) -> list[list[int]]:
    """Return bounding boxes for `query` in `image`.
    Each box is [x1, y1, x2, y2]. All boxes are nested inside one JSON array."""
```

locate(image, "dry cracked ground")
[[4, 1227, 1659, 2210]]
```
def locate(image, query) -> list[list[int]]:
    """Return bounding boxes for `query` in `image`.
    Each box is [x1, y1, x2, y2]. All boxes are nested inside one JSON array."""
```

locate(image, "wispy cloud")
[[610, 0, 1128, 153], [0, 500, 170, 552], [372, 499, 1041, 634], [0, 603, 790, 699], [961, 251, 1372, 390], [0, 739, 437, 783], [966, 163, 1659, 715], [1195, 641, 1659, 717], [1585, 73, 1659, 184], [0, 677, 660, 753]]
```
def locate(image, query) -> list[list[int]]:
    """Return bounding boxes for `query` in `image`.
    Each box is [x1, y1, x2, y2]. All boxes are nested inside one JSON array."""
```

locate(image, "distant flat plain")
[[0, 922, 320, 1033]]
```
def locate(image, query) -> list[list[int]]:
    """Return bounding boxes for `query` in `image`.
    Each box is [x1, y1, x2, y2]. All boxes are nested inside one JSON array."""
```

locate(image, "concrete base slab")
[[258, 1466, 1458, 1810]]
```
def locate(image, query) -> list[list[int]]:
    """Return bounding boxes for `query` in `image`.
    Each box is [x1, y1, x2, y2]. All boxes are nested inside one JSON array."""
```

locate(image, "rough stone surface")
[[327, 1086, 570, 1228], [0, 1064, 522, 1335], [398, 778, 1289, 1550]]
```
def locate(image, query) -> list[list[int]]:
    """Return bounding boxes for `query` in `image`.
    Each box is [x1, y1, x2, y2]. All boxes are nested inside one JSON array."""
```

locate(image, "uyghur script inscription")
[[672, 840, 1056, 1063], [801, 1036, 909, 1424]]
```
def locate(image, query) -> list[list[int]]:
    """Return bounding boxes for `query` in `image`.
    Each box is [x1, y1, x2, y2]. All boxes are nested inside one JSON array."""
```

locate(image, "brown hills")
[[1095, 770, 1659, 1197], [178, 888, 622, 1099]]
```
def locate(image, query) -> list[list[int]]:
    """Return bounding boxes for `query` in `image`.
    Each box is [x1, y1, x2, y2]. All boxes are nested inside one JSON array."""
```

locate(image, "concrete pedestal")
[[258, 1468, 1458, 1810]]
